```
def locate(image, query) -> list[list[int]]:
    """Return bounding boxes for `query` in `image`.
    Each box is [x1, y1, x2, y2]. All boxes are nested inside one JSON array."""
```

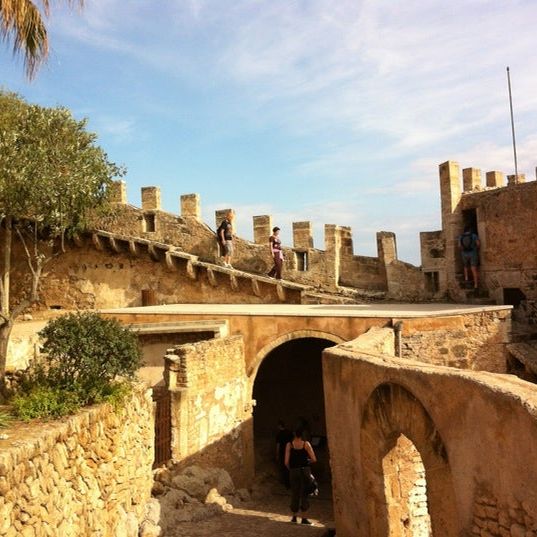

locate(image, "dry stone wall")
[[0, 386, 154, 537]]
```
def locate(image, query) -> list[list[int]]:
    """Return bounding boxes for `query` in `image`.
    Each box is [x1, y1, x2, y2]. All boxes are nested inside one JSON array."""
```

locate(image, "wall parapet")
[[0, 385, 154, 536], [323, 334, 537, 537], [101, 180, 425, 299]]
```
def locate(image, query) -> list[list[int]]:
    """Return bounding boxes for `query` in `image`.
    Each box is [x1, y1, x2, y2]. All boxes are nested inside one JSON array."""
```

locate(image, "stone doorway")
[[360, 383, 460, 536], [383, 434, 432, 536], [252, 337, 336, 484]]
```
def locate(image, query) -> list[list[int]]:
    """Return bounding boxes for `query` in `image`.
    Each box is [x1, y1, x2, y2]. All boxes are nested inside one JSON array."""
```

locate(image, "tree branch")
[[15, 225, 37, 277]]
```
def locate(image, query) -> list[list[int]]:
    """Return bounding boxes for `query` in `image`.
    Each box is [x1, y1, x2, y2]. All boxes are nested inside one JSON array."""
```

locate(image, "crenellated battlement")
[[100, 181, 427, 300], [106, 181, 400, 261], [424, 160, 537, 304], [440, 160, 533, 199]]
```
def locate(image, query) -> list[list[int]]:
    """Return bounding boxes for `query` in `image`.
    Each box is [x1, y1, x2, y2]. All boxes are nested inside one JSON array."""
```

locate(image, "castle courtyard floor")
[[163, 489, 335, 537]]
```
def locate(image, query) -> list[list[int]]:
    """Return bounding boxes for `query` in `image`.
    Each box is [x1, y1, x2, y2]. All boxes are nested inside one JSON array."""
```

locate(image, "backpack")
[[461, 232, 475, 252]]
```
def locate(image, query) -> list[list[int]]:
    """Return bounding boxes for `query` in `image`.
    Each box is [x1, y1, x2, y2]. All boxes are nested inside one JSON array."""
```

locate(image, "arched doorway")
[[360, 383, 459, 536], [383, 434, 432, 536], [252, 336, 337, 483]]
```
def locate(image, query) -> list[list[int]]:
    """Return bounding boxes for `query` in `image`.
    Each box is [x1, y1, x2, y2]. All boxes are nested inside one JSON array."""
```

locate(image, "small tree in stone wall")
[[0, 90, 125, 391]]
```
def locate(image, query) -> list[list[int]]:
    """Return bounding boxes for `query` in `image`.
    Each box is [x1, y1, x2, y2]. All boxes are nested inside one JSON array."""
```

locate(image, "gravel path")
[[162, 490, 335, 537]]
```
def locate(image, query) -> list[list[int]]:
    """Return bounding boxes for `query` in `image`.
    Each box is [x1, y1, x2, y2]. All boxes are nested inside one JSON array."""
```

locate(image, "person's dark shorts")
[[461, 250, 478, 267]]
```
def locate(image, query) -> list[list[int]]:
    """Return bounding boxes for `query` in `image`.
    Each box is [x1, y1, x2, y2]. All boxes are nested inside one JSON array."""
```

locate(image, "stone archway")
[[249, 329, 344, 378], [251, 335, 340, 482], [360, 383, 460, 536]]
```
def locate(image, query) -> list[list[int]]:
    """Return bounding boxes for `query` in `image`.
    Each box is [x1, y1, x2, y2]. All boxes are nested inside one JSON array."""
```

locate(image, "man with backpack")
[[459, 225, 480, 289], [217, 210, 235, 268]]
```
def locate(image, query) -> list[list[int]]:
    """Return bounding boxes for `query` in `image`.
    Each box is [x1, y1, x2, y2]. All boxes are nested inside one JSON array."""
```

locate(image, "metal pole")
[[506, 66, 518, 178]]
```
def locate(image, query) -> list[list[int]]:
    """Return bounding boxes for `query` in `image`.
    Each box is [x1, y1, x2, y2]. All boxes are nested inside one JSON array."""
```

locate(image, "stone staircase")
[[455, 273, 496, 305]]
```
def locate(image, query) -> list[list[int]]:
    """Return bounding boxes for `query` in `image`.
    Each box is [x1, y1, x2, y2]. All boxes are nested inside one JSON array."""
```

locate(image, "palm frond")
[[0, 0, 84, 79]]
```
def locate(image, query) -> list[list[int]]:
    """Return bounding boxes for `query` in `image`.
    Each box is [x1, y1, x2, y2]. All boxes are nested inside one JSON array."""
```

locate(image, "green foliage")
[[37, 312, 141, 391], [0, 409, 12, 427], [12, 386, 80, 420], [11, 381, 132, 421], [11, 312, 140, 420], [0, 90, 124, 237]]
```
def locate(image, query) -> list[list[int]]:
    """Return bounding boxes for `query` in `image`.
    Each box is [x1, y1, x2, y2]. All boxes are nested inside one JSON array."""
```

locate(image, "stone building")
[[421, 161, 537, 309]]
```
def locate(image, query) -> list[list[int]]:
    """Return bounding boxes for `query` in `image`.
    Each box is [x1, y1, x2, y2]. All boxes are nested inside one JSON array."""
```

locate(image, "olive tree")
[[0, 90, 124, 385]]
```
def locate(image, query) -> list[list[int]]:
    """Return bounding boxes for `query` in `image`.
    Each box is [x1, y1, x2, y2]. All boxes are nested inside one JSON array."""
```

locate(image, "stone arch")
[[360, 382, 460, 536], [249, 329, 344, 378]]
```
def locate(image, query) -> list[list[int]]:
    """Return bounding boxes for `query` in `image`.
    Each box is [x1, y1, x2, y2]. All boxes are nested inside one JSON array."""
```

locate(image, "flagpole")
[[506, 66, 518, 178]]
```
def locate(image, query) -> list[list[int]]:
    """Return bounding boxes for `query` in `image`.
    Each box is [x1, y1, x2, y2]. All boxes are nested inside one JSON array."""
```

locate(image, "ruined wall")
[[164, 336, 253, 487], [398, 308, 511, 372], [385, 260, 428, 301], [419, 230, 446, 297], [323, 332, 537, 537], [0, 386, 154, 537]]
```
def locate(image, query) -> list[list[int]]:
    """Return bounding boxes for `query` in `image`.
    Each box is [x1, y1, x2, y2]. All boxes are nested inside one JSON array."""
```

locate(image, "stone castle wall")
[[95, 184, 426, 299], [323, 329, 537, 537], [422, 161, 537, 304], [0, 386, 154, 537], [3, 233, 302, 312], [164, 336, 253, 487], [399, 309, 511, 372]]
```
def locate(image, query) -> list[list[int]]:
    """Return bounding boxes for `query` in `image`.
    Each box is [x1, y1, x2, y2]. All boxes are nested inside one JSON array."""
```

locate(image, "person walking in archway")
[[285, 426, 317, 525], [275, 420, 293, 488], [268, 226, 283, 279]]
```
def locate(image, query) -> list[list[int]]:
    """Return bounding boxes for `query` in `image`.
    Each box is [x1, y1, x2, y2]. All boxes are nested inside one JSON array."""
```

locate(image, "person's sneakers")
[[301, 518, 313, 525], [290, 516, 298, 523]]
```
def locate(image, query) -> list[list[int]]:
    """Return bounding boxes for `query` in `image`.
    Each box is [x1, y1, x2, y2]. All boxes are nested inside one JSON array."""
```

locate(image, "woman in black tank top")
[[284, 427, 317, 525]]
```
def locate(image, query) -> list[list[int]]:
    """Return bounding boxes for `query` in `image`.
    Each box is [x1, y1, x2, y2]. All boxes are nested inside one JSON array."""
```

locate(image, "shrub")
[[12, 312, 141, 420], [0, 410, 12, 428], [11, 386, 80, 420], [37, 311, 141, 391]]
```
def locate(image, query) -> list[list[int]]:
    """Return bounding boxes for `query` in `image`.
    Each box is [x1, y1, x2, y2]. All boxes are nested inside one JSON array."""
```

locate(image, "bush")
[[37, 311, 141, 390], [0, 410, 12, 428], [11, 381, 132, 421], [12, 312, 141, 420]]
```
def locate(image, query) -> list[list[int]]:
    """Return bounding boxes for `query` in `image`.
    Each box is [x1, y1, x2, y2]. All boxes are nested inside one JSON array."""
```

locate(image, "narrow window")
[[296, 251, 308, 271], [143, 213, 156, 233]]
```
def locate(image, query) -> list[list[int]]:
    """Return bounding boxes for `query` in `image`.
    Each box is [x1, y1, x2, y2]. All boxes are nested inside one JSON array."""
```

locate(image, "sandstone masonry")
[[0, 386, 154, 537]]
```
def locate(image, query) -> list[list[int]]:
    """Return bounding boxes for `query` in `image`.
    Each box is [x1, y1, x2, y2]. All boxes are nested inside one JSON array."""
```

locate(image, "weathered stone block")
[[180, 194, 201, 219]]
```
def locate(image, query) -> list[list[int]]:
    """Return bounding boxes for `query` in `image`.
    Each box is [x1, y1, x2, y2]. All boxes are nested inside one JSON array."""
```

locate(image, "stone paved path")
[[163, 490, 335, 537]]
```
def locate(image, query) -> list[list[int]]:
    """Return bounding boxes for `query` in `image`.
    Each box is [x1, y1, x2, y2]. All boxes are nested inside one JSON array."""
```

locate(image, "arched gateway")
[[251, 332, 342, 480]]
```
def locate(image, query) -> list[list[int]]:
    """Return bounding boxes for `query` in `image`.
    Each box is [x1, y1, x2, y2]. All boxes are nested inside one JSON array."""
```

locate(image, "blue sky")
[[2, 0, 537, 264]]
